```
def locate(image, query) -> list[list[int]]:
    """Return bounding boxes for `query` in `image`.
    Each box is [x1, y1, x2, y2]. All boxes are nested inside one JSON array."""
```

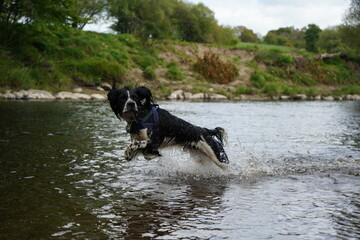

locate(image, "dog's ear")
[[135, 86, 154, 106], [107, 88, 117, 102], [112, 82, 117, 91]]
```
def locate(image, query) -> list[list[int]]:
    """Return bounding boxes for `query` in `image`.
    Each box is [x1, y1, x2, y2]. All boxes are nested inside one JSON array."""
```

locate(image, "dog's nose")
[[124, 101, 138, 112]]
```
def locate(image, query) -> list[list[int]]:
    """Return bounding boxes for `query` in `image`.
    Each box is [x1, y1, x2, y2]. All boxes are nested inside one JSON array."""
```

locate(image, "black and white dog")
[[107, 86, 229, 169]]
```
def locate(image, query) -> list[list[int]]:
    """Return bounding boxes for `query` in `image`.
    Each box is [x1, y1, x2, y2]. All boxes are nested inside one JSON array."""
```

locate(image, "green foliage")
[[143, 66, 157, 80], [255, 49, 294, 66], [64, 58, 126, 84], [264, 33, 292, 46], [250, 71, 267, 88], [212, 25, 238, 45], [193, 87, 207, 93], [195, 52, 238, 84], [118, 34, 137, 48], [341, 0, 360, 55], [340, 85, 360, 95], [305, 88, 319, 97], [235, 86, 255, 95], [264, 83, 280, 96], [234, 42, 293, 52], [317, 27, 345, 53], [158, 83, 173, 96], [264, 27, 305, 48], [234, 26, 260, 43], [304, 24, 322, 53], [321, 57, 356, 85], [108, 0, 222, 43], [173, 2, 218, 43], [166, 62, 185, 81], [281, 86, 300, 96], [133, 51, 158, 70], [0, 0, 104, 48]]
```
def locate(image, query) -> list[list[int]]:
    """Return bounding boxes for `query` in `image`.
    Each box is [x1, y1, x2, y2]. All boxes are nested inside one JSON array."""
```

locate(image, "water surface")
[[0, 100, 359, 239]]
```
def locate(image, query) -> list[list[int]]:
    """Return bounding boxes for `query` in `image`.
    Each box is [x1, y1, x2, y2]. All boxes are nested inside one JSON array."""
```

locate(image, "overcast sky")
[[85, 0, 350, 36], [189, 0, 350, 35]]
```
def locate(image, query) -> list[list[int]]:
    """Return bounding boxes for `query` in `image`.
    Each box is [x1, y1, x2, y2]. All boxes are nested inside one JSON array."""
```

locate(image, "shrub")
[[275, 54, 294, 66], [235, 86, 255, 95], [193, 87, 207, 93], [293, 73, 317, 86], [166, 63, 184, 81], [255, 49, 294, 66], [64, 58, 126, 84], [264, 83, 280, 96], [282, 86, 299, 96], [118, 34, 137, 48], [305, 88, 319, 97], [143, 66, 156, 80], [133, 52, 158, 70], [250, 71, 266, 88], [340, 85, 360, 95], [159, 83, 172, 96], [195, 52, 238, 84]]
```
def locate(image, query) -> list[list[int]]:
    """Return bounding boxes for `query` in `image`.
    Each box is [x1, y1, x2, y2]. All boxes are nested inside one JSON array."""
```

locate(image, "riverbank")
[[1, 88, 360, 102], [1, 30, 360, 99]]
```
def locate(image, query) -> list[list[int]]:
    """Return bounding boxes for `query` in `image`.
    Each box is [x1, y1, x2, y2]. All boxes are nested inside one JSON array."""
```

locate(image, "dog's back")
[[155, 109, 229, 168]]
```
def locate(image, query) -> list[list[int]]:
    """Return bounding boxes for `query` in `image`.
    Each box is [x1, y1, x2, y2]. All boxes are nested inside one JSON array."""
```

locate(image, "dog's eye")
[[140, 98, 147, 105]]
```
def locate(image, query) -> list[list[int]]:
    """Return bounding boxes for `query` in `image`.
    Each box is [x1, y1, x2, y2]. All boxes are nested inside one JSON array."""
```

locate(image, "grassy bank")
[[0, 29, 359, 99]]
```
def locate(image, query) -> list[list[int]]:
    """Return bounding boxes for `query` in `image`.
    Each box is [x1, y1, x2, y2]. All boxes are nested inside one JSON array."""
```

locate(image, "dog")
[[107, 86, 229, 169]]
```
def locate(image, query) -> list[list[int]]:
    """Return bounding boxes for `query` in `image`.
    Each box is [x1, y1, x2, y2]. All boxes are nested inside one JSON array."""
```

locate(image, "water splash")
[[122, 144, 360, 182]]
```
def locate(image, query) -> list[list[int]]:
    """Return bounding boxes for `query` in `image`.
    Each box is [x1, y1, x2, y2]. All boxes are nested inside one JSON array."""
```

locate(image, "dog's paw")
[[124, 147, 134, 161], [143, 150, 161, 160], [124, 140, 148, 160]]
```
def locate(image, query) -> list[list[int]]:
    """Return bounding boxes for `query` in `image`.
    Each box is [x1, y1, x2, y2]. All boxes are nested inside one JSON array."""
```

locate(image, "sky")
[[189, 0, 350, 36], [84, 0, 350, 36]]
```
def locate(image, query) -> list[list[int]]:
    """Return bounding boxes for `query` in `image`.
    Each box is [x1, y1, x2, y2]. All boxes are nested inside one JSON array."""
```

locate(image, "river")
[[0, 100, 359, 239]]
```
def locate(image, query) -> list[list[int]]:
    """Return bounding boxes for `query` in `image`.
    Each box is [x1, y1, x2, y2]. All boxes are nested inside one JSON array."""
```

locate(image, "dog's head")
[[107, 86, 154, 123]]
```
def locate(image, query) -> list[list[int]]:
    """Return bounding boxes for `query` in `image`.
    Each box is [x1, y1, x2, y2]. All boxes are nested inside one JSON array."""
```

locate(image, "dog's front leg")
[[124, 140, 148, 161]]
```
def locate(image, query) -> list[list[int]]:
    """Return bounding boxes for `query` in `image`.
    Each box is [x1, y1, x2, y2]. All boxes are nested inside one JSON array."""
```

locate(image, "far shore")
[[1, 88, 360, 102]]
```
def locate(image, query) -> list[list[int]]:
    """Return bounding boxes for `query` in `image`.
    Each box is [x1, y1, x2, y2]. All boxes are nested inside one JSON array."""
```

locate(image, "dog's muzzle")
[[123, 100, 138, 114], [121, 100, 138, 122]]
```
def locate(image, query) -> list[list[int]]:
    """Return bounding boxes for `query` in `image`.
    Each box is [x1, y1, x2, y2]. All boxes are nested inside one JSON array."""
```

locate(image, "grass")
[[233, 42, 294, 52], [166, 62, 185, 81], [235, 86, 255, 95], [0, 28, 161, 90], [0, 27, 359, 98]]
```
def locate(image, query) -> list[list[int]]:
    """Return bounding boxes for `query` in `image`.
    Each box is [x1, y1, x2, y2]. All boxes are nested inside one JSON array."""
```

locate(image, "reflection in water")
[[332, 187, 360, 239], [0, 101, 360, 239]]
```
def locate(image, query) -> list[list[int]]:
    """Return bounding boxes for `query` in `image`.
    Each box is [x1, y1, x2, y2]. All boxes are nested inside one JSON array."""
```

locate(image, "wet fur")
[[108, 86, 229, 169]]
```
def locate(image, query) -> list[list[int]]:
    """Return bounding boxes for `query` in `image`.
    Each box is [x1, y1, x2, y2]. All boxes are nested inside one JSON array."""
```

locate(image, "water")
[[0, 100, 359, 239]]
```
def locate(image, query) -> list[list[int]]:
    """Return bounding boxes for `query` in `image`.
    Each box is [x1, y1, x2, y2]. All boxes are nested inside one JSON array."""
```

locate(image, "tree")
[[172, 2, 218, 42], [341, 0, 360, 54], [317, 26, 344, 53], [108, 0, 219, 42], [304, 24, 322, 53], [109, 0, 177, 39], [264, 26, 305, 48], [108, 0, 141, 34], [69, 0, 106, 29], [211, 25, 237, 45], [233, 26, 260, 43], [0, 0, 105, 46], [0, 0, 71, 45]]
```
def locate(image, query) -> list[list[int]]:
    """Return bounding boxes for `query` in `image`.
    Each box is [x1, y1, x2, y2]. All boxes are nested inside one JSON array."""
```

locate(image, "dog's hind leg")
[[196, 135, 229, 169]]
